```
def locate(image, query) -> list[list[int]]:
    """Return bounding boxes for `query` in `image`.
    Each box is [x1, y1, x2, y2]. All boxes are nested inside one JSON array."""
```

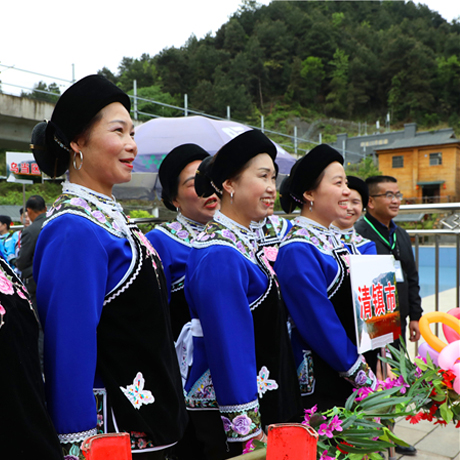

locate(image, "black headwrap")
[[159, 143, 209, 211], [346, 175, 369, 209], [199, 130, 277, 198], [289, 144, 344, 205]]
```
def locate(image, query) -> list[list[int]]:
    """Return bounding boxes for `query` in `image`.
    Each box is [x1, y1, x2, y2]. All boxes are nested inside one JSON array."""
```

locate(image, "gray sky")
[[1, 0, 458, 96]]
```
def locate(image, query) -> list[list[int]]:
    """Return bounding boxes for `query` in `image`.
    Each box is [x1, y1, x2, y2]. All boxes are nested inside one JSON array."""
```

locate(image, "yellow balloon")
[[419, 312, 460, 353]]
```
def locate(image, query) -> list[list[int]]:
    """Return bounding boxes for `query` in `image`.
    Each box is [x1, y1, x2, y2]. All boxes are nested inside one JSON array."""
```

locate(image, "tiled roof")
[[375, 130, 459, 150]]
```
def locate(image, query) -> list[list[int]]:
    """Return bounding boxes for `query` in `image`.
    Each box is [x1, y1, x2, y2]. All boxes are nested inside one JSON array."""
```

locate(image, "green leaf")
[[381, 427, 409, 446], [345, 391, 358, 410], [440, 402, 454, 424], [252, 440, 266, 450], [414, 358, 428, 371], [341, 415, 358, 430]]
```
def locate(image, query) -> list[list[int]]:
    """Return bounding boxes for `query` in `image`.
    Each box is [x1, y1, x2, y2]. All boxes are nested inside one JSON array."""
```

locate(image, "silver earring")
[[230, 191, 234, 204], [73, 151, 83, 170], [309, 201, 313, 212]]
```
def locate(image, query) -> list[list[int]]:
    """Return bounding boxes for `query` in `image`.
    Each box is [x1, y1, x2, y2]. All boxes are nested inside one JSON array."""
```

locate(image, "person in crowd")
[[331, 176, 376, 255], [30, 74, 187, 460], [184, 130, 302, 459], [7, 207, 30, 272], [16, 195, 47, 301], [249, 164, 292, 263], [0, 257, 63, 459], [275, 144, 377, 411], [0, 215, 14, 263], [16, 195, 47, 370], [146, 144, 219, 460], [355, 176, 423, 344], [355, 175, 421, 457], [146, 144, 219, 341]]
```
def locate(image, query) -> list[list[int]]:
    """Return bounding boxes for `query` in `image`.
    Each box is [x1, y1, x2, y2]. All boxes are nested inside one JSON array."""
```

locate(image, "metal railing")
[[0, 64, 365, 158]]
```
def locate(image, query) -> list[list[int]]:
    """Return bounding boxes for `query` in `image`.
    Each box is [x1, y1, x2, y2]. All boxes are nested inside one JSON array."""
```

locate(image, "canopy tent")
[[133, 115, 296, 175]]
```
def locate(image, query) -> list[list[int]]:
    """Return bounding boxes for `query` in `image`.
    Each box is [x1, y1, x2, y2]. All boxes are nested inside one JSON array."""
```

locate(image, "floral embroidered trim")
[[58, 428, 97, 444], [339, 355, 377, 390], [282, 219, 350, 300], [193, 220, 257, 263], [44, 194, 126, 240], [120, 372, 155, 409], [0, 260, 35, 329], [220, 399, 261, 442], [251, 215, 289, 246], [282, 223, 337, 255], [257, 366, 279, 397], [298, 349, 315, 396], [156, 213, 205, 247], [185, 369, 218, 409]]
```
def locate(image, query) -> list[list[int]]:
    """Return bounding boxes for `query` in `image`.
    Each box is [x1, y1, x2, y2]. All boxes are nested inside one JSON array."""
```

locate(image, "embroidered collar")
[[284, 215, 343, 252], [293, 215, 329, 232], [176, 212, 206, 238], [194, 211, 258, 262], [53, 181, 132, 243], [214, 211, 257, 251]]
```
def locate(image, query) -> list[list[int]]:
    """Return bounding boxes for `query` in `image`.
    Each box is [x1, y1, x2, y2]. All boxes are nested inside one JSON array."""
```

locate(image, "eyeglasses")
[[370, 192, 403, 200]]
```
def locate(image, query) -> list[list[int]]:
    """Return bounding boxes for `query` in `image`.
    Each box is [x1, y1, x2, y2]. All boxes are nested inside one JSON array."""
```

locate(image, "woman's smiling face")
[[303, 161, 350, 227], [222, 153, 277, 228], [70, 102, 137, 196]]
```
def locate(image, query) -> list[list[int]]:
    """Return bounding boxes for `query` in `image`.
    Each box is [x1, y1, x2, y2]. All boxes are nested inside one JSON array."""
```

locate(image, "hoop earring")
[[309, 201, 314, 212], [73, 151, 83, 171], [230, 191, 234, 205]]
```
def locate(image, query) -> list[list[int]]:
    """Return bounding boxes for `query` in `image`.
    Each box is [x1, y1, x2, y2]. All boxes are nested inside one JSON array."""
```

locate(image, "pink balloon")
[[418, 341, 440, 366], [438, 340, 460, 370], [453, 363, 460, 394], [443, 308, 460, 344]]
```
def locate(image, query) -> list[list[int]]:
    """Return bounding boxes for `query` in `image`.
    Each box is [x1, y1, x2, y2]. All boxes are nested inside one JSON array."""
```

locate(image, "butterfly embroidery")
[[257, 366, 279, 398], [120, 372, 155, 409]]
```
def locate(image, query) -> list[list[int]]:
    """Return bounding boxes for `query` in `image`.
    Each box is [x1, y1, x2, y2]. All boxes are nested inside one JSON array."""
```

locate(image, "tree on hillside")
[[128, 86, 181, 120], [325, 48, 349, 117], [21, 81, 60, 103], [103, 0, 460, 128], [345, 156, 381, 179]]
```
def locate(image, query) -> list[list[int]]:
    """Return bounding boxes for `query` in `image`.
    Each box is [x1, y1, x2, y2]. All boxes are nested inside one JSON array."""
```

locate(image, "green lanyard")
[[363, 216, 397, 251]]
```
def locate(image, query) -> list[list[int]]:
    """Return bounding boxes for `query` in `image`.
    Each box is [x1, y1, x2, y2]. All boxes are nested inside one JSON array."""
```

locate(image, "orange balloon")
[[419, 312, 460, 353]]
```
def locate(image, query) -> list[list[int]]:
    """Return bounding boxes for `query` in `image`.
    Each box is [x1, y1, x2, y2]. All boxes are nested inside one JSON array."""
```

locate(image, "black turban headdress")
[[159, 143, 210, 211], [289, 144, 344, 206], [198, 130, 277, 198]]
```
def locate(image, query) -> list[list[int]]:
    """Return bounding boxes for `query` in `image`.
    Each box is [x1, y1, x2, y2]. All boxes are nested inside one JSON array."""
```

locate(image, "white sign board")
[[349, 254, 401, 353]]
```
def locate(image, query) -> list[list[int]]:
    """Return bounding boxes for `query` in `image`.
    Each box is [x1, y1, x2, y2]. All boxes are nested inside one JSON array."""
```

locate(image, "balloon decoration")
[[418, 312, 460, 353], [418, 342, 439, 366], [443, 308, 460, 344], [418, 311, 460, 395]]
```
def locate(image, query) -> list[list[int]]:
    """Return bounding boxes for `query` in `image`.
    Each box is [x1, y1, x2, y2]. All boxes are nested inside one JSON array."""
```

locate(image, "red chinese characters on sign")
[[358, 285, 372, 320], [384, 282, 397, 313], [358, 281, 397, 320], [372, 283, 386, 316], [31, 163, 40, 175], [11, 162, 41, 176], [20, 162, 30, 174]]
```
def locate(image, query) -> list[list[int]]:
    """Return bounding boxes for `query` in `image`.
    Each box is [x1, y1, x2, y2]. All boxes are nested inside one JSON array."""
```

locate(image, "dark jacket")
[[16, 212, 47, 280], [355, 212, 423, 322]]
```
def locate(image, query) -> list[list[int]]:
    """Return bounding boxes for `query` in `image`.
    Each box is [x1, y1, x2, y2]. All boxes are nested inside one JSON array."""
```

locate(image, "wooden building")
[[374, 130, 460, 203]]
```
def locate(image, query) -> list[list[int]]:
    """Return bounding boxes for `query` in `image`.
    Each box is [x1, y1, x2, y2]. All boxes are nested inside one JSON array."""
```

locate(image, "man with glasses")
[[355, 175, 422, 456]]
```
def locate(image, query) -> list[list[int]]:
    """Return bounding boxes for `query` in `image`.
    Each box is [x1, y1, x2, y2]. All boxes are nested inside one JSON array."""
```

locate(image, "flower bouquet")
[[244, 339, 459, 459]]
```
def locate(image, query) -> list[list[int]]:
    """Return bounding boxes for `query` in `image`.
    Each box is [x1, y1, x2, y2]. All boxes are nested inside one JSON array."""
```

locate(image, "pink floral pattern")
[[0, 272, 14, 295]]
